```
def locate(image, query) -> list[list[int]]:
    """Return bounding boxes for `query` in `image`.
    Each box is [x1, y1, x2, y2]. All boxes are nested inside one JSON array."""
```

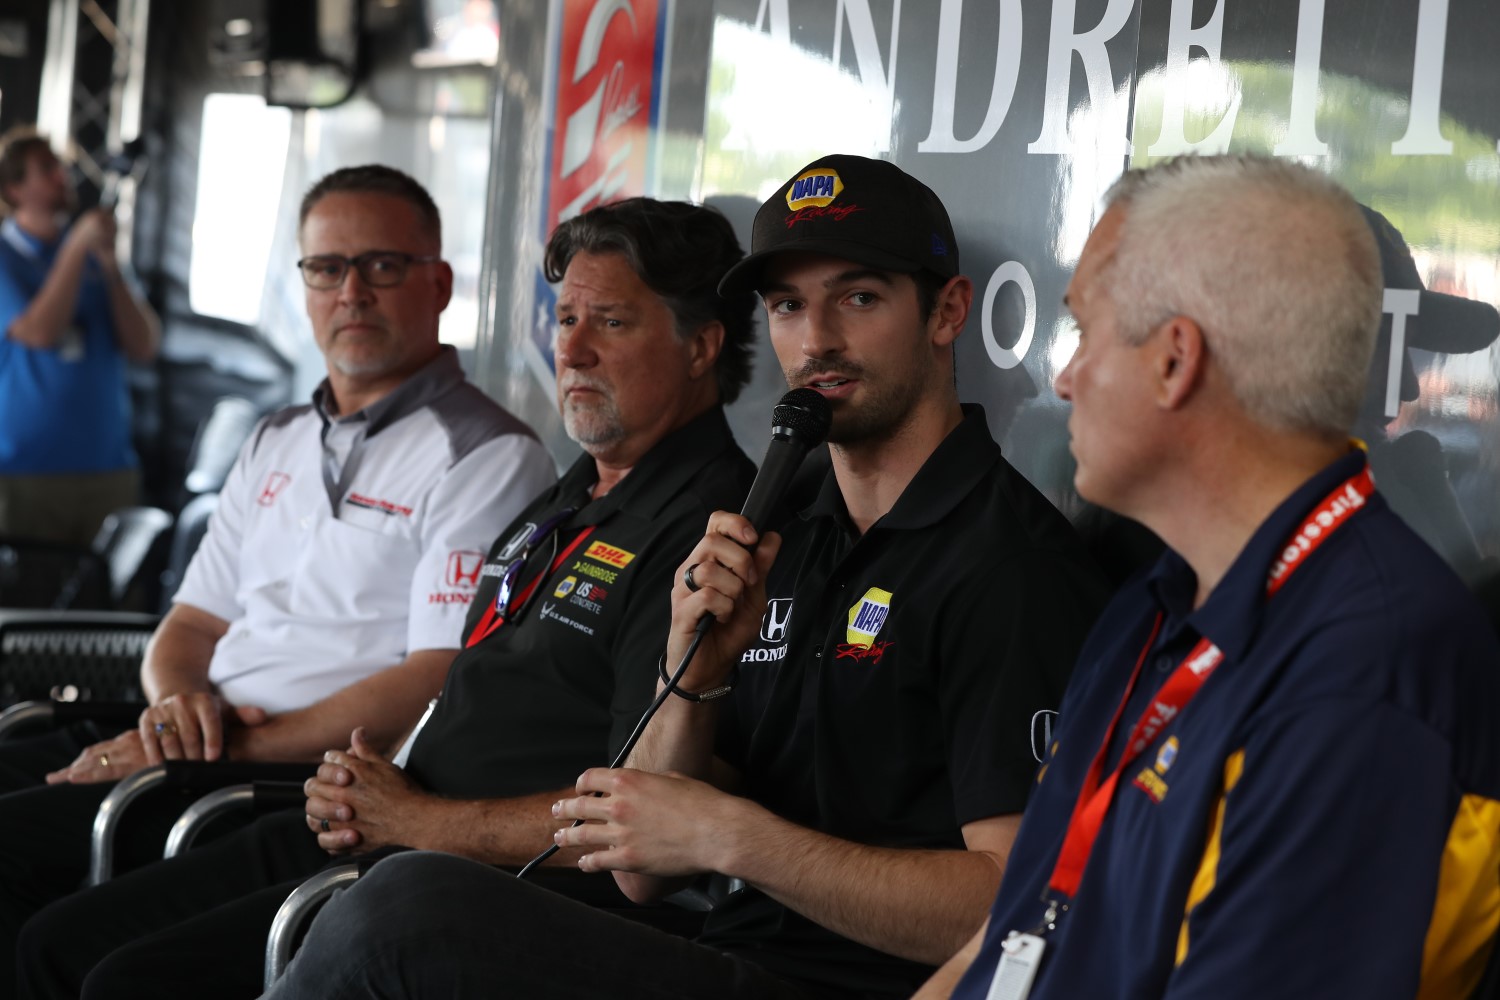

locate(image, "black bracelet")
[[657, 653, 738, 702]]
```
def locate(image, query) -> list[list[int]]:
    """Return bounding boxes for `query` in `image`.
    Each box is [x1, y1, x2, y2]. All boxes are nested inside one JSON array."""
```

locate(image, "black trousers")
[[19, 809, 708, 999], [0, 723, 190, 993], [0, 723, 101, 793], [261, 852, 821, 1000], [19, 808, 328, 999]]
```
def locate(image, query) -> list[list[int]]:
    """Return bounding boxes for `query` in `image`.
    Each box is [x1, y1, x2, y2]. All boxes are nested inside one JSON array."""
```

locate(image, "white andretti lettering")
[[740, 645, 788, 663]]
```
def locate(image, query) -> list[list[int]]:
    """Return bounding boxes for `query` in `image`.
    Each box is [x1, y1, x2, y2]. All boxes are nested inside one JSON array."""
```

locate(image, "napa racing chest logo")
[[786, 168, 844, 209], [846, 587, 891, 645], [839, 587, 894, 664]]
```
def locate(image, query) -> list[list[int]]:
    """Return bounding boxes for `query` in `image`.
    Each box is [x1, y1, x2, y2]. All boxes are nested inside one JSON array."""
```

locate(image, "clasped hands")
[[304, 727, 425, 855]]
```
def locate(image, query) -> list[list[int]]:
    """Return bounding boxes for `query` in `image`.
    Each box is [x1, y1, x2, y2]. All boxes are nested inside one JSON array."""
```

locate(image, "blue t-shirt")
[[954, 451, 1500, 1000], [0, 218, 135, 474]]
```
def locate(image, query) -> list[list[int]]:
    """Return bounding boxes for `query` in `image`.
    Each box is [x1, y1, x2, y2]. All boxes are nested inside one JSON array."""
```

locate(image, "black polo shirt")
[[701, 406, 1112, 999], [404, 407, 756, 799]]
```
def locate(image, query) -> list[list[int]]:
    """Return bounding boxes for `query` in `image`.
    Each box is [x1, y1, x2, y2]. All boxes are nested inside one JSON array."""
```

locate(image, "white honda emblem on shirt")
[[498, 522, 535, 561], [760, 599, 793, 643]]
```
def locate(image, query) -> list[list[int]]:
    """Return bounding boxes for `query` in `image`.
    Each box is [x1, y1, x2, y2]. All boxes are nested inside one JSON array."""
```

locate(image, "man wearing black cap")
[[1354, 205, 1500, 586], [262, 156, 1110, 999]]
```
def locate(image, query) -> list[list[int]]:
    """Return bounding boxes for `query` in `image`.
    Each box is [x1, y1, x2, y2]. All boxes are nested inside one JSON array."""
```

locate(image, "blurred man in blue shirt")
[[0, 128, 160, 546]]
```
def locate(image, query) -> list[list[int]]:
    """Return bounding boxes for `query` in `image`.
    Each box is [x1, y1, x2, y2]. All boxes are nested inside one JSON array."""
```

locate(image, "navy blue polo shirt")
[[700, 406, 1113, 999], [955, 450, 1500, 1000]]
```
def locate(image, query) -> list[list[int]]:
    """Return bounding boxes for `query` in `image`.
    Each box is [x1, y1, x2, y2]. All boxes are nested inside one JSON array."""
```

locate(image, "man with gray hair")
[[922, 154, 1500, 999]]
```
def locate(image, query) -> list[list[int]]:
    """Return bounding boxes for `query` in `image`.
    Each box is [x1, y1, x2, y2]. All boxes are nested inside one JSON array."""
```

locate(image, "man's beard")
[[782, 357, 927, 446], [331, 346, 400, 378], [562, 386, 626, 447], [327, 319, 399, 377]]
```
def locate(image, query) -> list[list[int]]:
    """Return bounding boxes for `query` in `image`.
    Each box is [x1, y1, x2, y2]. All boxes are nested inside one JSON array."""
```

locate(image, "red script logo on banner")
[[545, 0, 661, 233]]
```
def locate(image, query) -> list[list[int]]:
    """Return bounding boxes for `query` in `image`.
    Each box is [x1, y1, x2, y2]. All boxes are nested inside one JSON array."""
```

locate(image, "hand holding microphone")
[[665, 388, 832, 695]]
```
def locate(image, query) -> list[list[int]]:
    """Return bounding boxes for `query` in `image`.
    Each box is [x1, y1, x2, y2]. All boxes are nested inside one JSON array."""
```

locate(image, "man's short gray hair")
[[1101, 154, 1381, 437]]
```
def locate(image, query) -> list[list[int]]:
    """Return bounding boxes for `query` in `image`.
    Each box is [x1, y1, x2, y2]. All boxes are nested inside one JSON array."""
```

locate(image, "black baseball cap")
[[1359, 205, 1500, 405], [717, 154, 960, 298]]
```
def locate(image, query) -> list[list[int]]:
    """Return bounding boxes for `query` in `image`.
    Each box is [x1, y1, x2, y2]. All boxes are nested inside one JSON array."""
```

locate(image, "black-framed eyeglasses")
[[295, 251, 441, 290]]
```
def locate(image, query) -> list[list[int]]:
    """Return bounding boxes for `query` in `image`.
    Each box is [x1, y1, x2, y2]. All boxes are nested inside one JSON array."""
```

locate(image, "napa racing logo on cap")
[[846, 587, 892, 646], [786, 168, 844, 210]]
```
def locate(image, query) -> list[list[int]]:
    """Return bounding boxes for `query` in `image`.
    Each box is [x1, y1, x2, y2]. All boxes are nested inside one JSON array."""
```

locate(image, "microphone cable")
[[514, 623, 709, 879], [514, 388, 831, 880]]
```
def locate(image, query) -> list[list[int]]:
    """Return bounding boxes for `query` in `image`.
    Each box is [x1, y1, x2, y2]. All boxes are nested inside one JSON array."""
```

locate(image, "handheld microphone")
[[694, 388, 832, 636], [738, 387, 835, 534], [513, 389, 832, 881]]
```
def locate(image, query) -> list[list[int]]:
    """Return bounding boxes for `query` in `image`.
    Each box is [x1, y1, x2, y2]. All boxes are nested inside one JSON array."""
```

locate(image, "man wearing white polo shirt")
[[0, 165, 554, 981]]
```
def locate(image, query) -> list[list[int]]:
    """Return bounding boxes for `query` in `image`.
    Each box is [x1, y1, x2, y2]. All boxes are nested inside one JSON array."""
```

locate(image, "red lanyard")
[[464, 527, 595, 648], [1046, 465, 1375, 900]]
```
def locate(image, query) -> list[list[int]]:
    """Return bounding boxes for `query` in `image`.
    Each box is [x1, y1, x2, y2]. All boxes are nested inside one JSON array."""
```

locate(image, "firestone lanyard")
[[465, 523, 594, 648], [1041, 463, 1376, 918]]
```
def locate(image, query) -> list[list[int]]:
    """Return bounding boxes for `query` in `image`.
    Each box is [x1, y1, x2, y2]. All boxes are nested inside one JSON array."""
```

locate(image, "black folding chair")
[[0, 610, 158, 708], [159, 493, 218, 608], [89, 761, 315, 884], [0, 506, 172, 612]]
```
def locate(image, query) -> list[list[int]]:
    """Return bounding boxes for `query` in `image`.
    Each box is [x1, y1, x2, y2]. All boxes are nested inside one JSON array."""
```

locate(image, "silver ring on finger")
[[683, 562, 702, 593]]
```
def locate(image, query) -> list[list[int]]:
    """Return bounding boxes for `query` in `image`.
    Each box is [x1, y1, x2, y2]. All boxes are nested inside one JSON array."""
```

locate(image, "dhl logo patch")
[[786, 169, 844, 209], [583, 540, 636, 569], [846, 587, 892, 646]]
